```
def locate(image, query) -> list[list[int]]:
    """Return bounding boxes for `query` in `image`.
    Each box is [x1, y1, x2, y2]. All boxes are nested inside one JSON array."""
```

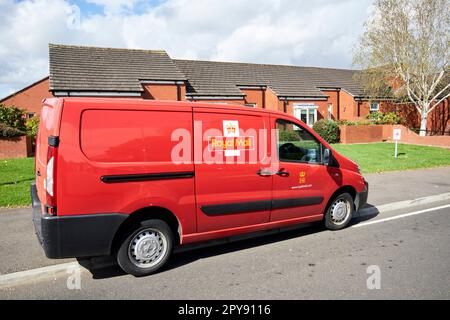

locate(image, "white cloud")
[[0, 0, 373, 99]]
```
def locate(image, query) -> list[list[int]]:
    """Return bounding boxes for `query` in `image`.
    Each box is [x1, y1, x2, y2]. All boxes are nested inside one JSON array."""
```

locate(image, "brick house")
[[1, 44, 449, 134]]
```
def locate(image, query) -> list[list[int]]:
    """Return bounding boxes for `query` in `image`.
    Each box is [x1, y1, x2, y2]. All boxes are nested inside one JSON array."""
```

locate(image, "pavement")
[[0, 166, 449, 299]]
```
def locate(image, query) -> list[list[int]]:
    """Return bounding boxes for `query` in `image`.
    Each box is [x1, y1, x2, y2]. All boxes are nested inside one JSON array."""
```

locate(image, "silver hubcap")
[[128, 228, 167, 268], [330, 199, 350, 224]]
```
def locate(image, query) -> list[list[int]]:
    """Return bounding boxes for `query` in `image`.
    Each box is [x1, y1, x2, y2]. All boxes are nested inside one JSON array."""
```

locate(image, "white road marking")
[[352, 204, 450, 228]]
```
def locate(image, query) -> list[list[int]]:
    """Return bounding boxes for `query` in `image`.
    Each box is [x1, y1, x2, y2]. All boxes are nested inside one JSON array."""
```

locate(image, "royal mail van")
[[31, 98, 368, 276]]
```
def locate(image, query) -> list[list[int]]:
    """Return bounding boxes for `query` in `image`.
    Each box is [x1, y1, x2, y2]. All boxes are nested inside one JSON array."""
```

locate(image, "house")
[[1, 44, 448, 134]]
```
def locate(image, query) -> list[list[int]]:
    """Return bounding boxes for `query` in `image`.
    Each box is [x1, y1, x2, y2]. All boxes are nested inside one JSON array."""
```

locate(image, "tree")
[[354, 0, 450, 136]]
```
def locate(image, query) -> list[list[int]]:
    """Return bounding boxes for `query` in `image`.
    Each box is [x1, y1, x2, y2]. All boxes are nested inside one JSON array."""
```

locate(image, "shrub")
[[279, 130, 300, 142], [0, 104, 26, 131], [0, 123, 25, 138], [312, 120, 340, 143], [25, 117, 40, 138], [367, 112, 401, 125]]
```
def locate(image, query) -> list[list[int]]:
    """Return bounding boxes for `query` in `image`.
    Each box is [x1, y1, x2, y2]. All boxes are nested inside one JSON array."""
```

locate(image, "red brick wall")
[[1, 78, 53, 116], [340, 124, 450, 148], [0, 136, 33, 159], [339, 90, 358, 120], [381, 98, 450, 135], [142, 83, 186, 101], [322, 90, 338, 120], [265, 88, 279, 111], [241, 88, 264, 108], [339, 125, 385, 144]]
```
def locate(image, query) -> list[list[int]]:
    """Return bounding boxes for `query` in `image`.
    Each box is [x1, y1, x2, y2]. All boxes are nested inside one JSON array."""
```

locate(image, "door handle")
[[36, 170, 41, 177], [276, 169, 289, 177], [257, 169, 275, 176]]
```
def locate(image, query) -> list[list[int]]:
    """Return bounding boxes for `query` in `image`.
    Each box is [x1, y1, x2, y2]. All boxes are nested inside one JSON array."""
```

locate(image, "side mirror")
[[323, 148, 332, 166]]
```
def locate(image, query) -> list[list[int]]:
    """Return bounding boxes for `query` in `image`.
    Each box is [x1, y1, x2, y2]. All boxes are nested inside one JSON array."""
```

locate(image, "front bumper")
[[31, 183, 127, 259], [355, 180, 369, 211]]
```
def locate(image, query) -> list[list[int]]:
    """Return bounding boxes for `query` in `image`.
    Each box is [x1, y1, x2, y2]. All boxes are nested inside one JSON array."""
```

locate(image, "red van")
[[31, 98, 368, 276]]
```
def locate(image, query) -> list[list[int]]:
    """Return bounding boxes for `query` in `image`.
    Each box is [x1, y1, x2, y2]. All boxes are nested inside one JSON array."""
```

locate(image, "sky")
[[0, 0, 374, 99]]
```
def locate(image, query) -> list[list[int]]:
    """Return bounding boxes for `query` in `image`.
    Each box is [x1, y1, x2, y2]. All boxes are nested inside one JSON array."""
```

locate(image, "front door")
[[270, 116, 331, 222], [194, 108, 273, 233]]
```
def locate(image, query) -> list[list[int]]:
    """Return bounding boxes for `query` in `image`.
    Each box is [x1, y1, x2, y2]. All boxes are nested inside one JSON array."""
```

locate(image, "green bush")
[[25, 117, 40, 138], [0, 104, 26, 131], [279, 130, 300, 142], [367, 112, 401, 125], [312, 120, 340, 143], [0, 123, 25, 138]]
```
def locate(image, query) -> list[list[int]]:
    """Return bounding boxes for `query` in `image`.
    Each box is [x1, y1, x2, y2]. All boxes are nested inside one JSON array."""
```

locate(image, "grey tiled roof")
[[174, 59, 364, 97], [49, 44, 186, 92]]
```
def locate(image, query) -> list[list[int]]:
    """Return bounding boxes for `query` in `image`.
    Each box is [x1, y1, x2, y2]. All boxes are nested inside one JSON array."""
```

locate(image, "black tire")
[[117, 219, 173, 276], [324, 192, 354, 230]]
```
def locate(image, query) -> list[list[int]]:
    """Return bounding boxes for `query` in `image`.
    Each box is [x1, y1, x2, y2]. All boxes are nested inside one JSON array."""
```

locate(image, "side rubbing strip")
[[201, 200, 272, 216], [271, 197, 323, 209], [201, 197, 324, 216], [101, 171, 194, 183]]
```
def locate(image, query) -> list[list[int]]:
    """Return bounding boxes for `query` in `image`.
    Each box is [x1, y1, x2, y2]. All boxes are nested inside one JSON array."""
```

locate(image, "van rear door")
[[35, 98, 63, 212]]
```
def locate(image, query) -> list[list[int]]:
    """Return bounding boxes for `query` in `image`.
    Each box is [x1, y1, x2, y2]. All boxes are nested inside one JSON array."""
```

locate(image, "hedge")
[[312, 120, 340, 144]]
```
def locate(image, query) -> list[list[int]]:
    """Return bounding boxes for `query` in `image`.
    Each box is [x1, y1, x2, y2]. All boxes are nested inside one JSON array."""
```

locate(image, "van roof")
[[46, 97, 290, 118]]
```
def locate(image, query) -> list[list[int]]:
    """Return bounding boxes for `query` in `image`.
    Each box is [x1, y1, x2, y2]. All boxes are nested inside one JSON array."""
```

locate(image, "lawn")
[[0, 157, 35, 207], [332, 142, 450, 174]]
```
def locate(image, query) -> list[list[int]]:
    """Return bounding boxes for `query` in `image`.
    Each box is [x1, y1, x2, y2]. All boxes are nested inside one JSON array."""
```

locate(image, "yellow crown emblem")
[[226, 124, 236, 135]]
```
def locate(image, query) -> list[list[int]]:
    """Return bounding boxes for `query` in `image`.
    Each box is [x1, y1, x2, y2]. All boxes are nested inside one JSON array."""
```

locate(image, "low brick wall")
[[0, 136, 33, 159], [339, 125, 385, 144], [340, 125, 450, 148]]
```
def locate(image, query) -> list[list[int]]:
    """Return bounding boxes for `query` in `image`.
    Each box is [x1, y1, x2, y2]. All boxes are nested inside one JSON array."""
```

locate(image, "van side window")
[[276, 119, 322, 164]]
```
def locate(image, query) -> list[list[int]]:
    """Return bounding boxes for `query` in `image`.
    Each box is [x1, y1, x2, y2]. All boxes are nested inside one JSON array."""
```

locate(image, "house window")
[[293, 104, 318, 127], [26, 112, 36, 119], [328, 104, 333, 120], [370, 102, 380, 112], [245, 103, 257, 108]]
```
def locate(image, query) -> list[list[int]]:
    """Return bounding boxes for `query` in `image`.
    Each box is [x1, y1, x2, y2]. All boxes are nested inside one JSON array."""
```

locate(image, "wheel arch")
[[111, 206, 182, 253], [324, 185, 357, 215]]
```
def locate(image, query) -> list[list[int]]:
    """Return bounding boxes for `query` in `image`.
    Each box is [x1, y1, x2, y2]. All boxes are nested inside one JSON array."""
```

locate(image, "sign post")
[[393, 128, 402, 158]]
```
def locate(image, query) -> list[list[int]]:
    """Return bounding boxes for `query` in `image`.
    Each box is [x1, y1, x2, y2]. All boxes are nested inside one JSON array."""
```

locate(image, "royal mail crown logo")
[[226, 124, 236, 135]]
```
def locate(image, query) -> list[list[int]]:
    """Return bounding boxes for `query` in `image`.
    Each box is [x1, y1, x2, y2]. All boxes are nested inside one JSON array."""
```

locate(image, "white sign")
[[393, 129, 402, 141], [222, 120, 240, 157]]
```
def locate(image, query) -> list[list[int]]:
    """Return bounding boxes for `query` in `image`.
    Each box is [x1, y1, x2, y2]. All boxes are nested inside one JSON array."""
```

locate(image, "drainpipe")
[[337, 89, 341, 120], [176, 84, 181, 101], [262, 88, 266, 109]]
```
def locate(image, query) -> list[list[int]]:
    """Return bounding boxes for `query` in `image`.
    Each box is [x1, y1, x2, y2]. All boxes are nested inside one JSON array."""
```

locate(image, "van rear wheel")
[[324, 193, 354, 230], [117, 219, 173, 276]]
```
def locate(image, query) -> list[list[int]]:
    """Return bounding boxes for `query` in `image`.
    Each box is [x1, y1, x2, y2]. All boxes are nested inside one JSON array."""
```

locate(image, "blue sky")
[[0, 0, 374, 98]]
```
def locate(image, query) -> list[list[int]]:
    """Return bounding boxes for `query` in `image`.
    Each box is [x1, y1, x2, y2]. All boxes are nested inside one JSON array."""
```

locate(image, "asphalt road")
[[0, 166, 449, 299]]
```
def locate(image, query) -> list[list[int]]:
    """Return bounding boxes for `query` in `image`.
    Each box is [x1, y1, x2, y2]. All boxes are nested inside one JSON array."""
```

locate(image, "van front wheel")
[[324, 193, 354, 230], [117, 219, 173, 276]]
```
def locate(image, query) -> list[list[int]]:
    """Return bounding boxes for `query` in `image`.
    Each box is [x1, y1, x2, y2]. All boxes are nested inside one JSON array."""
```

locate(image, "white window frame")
[[328, 104, 333, 120], [293, 104, 318, 127], [370, 102, 380, 112], [244, 103, 257, 108]]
